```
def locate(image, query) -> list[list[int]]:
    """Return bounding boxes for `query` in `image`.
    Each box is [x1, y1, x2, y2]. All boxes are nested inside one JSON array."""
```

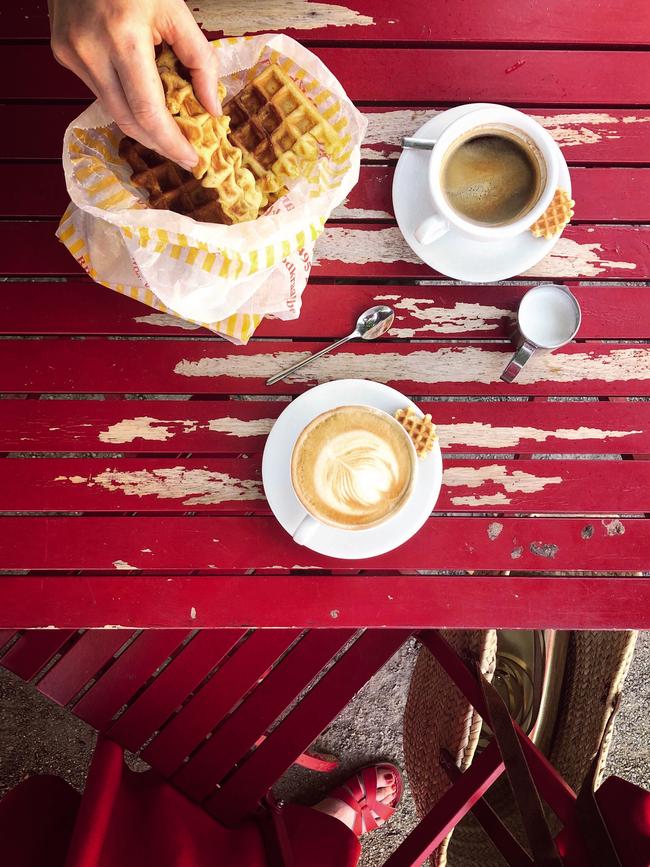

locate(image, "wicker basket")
[[403, 630, 637, 867]]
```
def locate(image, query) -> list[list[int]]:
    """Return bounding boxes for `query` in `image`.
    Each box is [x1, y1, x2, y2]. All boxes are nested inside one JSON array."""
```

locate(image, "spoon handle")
[[266, 332, 356, 386], [401, 136, 436, 150]]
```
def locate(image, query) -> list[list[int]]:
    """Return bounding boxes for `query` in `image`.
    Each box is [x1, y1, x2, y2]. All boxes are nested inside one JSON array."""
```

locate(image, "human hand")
[[48, 0, 219, 170]]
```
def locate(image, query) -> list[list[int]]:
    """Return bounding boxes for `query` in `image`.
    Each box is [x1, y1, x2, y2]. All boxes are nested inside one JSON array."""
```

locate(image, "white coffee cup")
[[501, 283, 582, 382], [290, 405, 419, 547], [414, 104, 560, 245]]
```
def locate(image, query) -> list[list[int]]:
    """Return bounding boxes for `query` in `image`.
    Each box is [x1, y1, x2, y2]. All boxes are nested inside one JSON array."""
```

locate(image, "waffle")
[[119, 45, 262, 224], [395, 406, 437, 458], [530, 187, 574, 239], [222, 63, 345, 204]]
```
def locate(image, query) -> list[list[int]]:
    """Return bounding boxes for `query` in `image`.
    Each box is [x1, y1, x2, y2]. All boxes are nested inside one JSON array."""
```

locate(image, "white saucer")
[[393, 103, 572, 282], [262, 380, 443, 559]]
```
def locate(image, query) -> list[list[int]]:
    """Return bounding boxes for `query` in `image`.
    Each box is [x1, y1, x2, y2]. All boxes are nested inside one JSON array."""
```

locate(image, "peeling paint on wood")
[[173, 347, 650, 386], [487, 522, 503, 540], [524, 236, 636, 278], [438, 421, 642, 450], [192, 0, 374, 34], [581, 524, 594, 539], [113, 559, 137, 570], [99, 415, 276, 444], [602, 518, 626, 536], [134, 313, 201, 330], [374, 296, 512, 337], [529, 542, 559, 559], [190, 606, 197, 620], [511, 546, 524, 559], [54, 467, 263, 506], [444, 465, 563, 506]]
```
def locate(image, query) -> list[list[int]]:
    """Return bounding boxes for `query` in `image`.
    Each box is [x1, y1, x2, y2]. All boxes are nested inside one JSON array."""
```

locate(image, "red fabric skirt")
[[0, 737, 361, 867]]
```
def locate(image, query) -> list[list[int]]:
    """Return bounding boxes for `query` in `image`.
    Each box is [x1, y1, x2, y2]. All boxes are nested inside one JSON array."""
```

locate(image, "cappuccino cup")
[[290, 404, 418, 546], [414, 105, 560, 245]]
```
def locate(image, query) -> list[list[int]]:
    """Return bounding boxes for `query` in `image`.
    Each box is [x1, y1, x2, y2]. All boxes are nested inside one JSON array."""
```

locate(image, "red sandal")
[[328, 763, 403, 837]]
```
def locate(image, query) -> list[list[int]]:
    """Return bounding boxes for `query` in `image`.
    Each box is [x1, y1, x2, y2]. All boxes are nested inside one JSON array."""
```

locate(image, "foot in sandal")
[[313, 763, 403, 836]]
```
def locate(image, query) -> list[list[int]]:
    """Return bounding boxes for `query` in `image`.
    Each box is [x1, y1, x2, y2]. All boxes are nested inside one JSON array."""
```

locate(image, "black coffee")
[[441, 131, 541, 226]]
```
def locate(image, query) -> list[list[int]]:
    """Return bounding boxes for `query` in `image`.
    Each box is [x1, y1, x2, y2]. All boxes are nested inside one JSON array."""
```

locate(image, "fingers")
[[110, 34, 198, 168], [162, 1, 220, 115]]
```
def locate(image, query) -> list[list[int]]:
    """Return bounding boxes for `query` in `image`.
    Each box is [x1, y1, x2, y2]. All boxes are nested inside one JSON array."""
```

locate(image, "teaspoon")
[[265, 305, 395, 386]]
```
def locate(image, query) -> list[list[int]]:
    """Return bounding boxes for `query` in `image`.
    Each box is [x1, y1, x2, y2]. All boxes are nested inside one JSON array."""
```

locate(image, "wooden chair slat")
[[206, 629, 411, 824], [72, 630, 191, 729], [107, 630, 246, 752], [142, 629, 300, 778], [0, 629, 77, 680], [173, 629, 355, 801], [37, 629, 136, 705]]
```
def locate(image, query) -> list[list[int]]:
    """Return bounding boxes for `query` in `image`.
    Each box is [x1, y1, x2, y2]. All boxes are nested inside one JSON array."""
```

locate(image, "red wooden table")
[[1, 1, 650, 630]]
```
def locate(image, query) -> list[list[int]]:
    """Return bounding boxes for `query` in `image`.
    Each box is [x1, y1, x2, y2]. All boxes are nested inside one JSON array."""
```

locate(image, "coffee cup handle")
[[293, 514, 319, 546], [414, 213, 449, 246], [500, 340, 536, 383]]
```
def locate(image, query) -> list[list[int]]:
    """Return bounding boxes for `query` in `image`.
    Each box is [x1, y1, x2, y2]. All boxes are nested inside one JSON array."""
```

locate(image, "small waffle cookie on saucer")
[[222, 63, 345, 205], [530, 188, 575, 239], [395, 406, 437, 458]]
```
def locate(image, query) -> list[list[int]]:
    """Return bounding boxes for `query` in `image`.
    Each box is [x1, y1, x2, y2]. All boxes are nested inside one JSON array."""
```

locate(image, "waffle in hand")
[[530, 188, 574, 239], [222, 63, 345, 204], [395, 406, 437, 458]]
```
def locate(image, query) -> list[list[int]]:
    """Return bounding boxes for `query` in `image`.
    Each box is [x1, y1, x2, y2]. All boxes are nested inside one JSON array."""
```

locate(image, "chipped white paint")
[[173, 347, 650, 386], [54, 475, 88, 484], [314, 226, 420, 266], [55, 466, 263, 506], [113, 559, 136, 570], [192, 0, 374, 34], [444, 464, 563, 496], [487, 522, 504, 540], [524, 236, 636, 278], [314, 227, 637, 278], [375, 296, 512, 337], [453, 493, 510, 507], [332, 204, 393, 220], [360, 110, 649, 160], [141, 548, 152, 553], [190, 606, 197, 620], [438, 422, 642, 450], [134, 313, 201, 330], [207, 417, 275, 437], [99, 416, 197, 444], [99, 415, 275, 444], [361, 110, 441, 159], [603, 518, 626, 536]]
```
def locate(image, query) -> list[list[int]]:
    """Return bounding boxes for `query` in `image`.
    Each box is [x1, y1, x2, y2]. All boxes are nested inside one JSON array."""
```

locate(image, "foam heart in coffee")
[[291, 405, 416, 529]]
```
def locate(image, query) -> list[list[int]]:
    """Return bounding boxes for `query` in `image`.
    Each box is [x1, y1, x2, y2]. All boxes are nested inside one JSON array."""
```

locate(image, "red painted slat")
[[142, 629, 299, 778], [107, 630, 245, 752], [4, 104, 650, 165], [3, 338, 650, 396], [1, 575, 647, 630], [37, 629, 135, 704], [0, 631, 17, 653], [2, 222, 649, 280], [173, 629, 354, 800], [0, 516, 646, 573], [71, 630, 190, 729], [0, 629, 76, 680], [3, 397, 649, 454], [3, 0, 650, 45], [206, 629, 411, 823], [5, 46, 650, 105], [5, 164, 650, 223], [3, 457, 650, 514], [5, 283, 650, 341]]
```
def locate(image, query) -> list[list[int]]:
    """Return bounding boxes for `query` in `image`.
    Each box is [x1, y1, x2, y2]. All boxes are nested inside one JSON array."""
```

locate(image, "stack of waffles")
[[119, 45, 345, 224]]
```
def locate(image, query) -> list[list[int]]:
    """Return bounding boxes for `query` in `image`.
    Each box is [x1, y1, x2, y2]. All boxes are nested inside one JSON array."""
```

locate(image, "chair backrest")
[[0, 627, 412, 826]]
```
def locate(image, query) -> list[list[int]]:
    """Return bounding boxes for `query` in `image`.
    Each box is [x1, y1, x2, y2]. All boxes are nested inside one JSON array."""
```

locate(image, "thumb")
[[164, 3, 220, 114]]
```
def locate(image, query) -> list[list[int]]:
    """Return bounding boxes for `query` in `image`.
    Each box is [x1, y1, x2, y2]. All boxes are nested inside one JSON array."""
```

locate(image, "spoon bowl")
[[357, 305, 395, 340]]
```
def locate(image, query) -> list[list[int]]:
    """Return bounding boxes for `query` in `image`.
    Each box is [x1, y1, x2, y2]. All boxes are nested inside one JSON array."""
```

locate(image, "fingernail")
[[180, 159, 197, 172]]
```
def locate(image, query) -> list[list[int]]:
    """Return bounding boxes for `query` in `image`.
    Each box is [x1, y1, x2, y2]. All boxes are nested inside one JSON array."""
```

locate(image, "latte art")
[[317, 431, 402, 515], [291, 406, 416, 530]]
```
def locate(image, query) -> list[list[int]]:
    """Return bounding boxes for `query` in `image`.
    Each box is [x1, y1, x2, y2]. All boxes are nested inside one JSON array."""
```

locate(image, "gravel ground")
[[0, 631, 647, 866]]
